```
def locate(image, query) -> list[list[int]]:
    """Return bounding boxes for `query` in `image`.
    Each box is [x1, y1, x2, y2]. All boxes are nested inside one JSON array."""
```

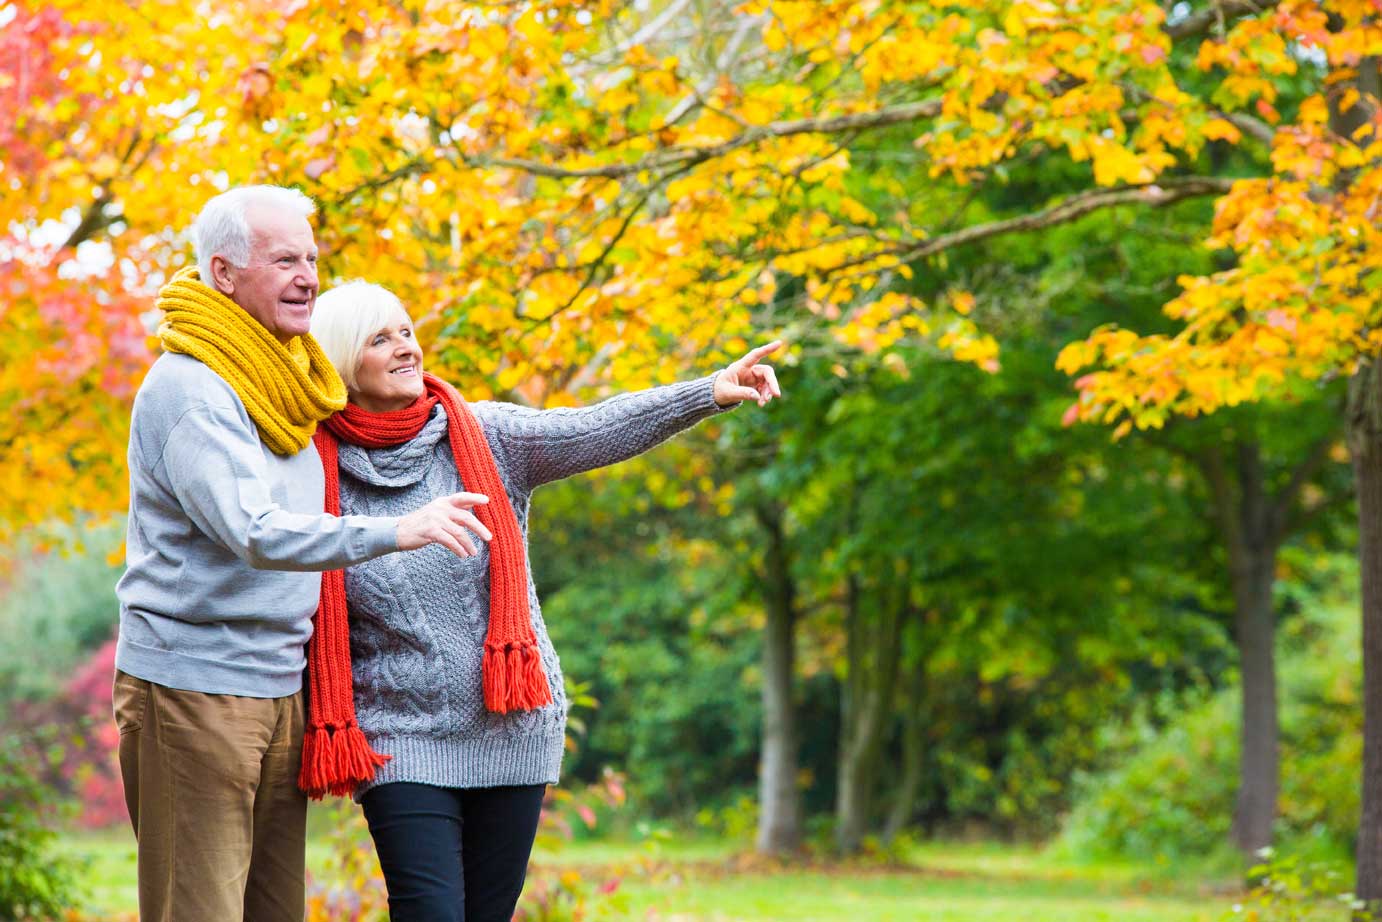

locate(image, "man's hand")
[[714, 340, 784, 408], [397, 492, 493, 557]]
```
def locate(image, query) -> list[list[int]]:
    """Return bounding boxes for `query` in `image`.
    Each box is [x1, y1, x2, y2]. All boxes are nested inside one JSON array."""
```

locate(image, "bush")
[[1225, 851, 1367, 922], [0, 523, 122, 710], [1060, 552, 1360, 864], [0, 728, 84, 920]]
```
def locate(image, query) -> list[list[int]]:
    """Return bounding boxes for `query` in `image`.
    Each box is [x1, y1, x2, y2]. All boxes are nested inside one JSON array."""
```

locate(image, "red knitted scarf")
[[298, 372, 552, 799]]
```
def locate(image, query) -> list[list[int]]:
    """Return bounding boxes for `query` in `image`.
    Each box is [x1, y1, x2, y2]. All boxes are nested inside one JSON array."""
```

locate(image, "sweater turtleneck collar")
[[336, 403, 450, 488]]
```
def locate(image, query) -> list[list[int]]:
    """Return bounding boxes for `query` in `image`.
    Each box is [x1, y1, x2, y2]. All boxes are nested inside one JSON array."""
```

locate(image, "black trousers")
[[361, 782, 547, 922]]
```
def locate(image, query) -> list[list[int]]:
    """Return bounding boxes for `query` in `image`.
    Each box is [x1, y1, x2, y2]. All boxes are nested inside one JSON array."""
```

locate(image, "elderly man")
[[113, 185, 488, 921]]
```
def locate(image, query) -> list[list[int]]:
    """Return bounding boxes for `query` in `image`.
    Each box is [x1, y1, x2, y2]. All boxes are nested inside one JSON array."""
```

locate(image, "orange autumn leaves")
[[0, 253, 149, 535], [0, 0, 1371, 535], [1058, 2, 1382, 436]]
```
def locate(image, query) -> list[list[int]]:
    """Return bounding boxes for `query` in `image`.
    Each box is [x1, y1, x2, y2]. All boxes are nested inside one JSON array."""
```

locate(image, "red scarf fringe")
[[299, 373, 552, 799]]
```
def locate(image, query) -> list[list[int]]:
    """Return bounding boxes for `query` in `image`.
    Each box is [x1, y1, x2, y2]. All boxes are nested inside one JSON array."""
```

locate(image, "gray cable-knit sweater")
[[336, 375, 730, 795]]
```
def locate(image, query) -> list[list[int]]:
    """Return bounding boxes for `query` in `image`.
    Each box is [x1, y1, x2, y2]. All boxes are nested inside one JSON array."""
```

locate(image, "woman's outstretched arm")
[[478, 341, 783, 492]]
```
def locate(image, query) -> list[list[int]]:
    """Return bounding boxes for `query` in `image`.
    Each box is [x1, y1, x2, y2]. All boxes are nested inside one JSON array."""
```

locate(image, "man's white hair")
[[311, 281, 412, 392], [191, 185, 317, 282]]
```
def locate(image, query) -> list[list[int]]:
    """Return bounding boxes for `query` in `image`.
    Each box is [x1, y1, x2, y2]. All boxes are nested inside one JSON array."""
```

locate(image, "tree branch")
[[521, 161, 696, 330], [1193, 444, 1244, 555], [833, 176, 1237, 273], [662, 11, 765, 127], [332, 157, 431, 207], [1165, 1, 1283, 41], [464, 99, 943, 180], [60, 191, 111, 251], [1223, 111, 1277, 146], [1275, 432, 1338, 518]]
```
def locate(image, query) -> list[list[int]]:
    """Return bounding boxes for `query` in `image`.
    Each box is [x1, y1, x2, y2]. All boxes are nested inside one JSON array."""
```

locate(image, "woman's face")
[[351, 306, 425, 412]]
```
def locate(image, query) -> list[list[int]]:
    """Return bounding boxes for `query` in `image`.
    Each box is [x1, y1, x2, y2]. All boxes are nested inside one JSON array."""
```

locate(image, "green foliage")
[[694, 795, 759, 845], [1061, 552, 1360, 864], [535, 312, 1229, 837], [1225, 851, 1367, 922], [536, 525, 762, 815], [1059, 690, 1239, 864], [0, 523, 122, 711], [0, 729, 84, 921]]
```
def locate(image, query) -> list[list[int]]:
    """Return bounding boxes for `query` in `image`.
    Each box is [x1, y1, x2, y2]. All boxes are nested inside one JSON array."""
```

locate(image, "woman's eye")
[[402, 329, 412, 338]]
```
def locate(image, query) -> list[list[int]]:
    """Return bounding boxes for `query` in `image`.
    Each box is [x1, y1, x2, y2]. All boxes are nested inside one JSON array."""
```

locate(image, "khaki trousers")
[[113, 670, 307, 922]]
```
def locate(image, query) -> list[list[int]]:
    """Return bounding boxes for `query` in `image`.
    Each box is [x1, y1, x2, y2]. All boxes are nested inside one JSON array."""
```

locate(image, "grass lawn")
[[534, 839, 1254, 922], [55, 817, 1263, 922]]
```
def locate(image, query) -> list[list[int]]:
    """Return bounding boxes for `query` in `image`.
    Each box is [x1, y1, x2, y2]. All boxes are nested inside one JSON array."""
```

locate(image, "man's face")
[[218, 207, 319, 343]]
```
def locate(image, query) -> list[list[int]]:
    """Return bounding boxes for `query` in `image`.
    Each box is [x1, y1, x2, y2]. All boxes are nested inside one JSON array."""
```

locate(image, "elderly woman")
[[304, 281, 780, 922]]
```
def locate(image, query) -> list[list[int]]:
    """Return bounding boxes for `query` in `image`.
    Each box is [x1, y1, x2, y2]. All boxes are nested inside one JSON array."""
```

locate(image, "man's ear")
[[209, 255, 235, 295]]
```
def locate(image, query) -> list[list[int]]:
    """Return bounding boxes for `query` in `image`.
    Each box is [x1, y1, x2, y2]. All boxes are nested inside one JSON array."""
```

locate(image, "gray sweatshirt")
[[337, 376, 729, 794], [115, 353, 402, 698]]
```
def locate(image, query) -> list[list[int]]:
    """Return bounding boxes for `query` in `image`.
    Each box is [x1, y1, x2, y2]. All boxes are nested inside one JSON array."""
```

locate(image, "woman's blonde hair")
[[311, 281, 413, 392]]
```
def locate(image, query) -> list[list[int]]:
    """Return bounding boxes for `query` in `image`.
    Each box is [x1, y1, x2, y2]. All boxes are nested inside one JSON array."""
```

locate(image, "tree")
[[7, 0, 1368, 865], [1054, 3, 1382, 893]]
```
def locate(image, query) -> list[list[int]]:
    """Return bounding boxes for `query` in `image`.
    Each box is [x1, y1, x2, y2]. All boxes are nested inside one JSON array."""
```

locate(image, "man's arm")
[[161, 404, 488, 570]]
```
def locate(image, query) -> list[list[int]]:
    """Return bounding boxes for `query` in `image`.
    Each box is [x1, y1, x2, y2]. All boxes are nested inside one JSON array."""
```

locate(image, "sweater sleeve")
[[478, 374, 734, 493], [159, 404, 401, 571]]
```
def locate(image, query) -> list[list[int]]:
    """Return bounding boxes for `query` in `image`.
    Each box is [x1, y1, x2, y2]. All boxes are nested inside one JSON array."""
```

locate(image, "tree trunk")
[[1197, 441, 1282, 859], [1352, 364, 1382, 904], [1326, 53, 1382, 910], [754, 502, 802, 854], [1227, 444, 1280, 857], [883, 653, 927, 843], [835, 573, 905, 854]]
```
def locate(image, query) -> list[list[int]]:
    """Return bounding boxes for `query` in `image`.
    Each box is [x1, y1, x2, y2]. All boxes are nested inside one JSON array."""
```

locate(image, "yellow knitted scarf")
[[156, 266, 346, 455]]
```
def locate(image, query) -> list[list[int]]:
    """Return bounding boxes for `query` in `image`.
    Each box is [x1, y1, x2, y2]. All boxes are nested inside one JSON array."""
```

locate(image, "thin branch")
[[332, 156, 431, 206], [662, 11, 765, 127], [1274, 432, 1339, 520], [463, 99, 943, 180], [521, 161, 696, 330], [1165, 0, 1281, 41], [833, 176, 1238, 273], [1193, 444, 1243, 554], [614, 0, 697, 55], [1223, 111, 1276, 146]]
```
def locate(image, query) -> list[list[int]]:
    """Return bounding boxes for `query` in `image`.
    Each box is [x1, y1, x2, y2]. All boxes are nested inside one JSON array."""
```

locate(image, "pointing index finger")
[[743, 340, 783, 365]]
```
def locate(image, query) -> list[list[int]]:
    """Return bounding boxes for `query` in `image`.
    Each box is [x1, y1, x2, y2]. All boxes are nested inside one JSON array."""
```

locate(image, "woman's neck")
[[349, 393, 417, 414]]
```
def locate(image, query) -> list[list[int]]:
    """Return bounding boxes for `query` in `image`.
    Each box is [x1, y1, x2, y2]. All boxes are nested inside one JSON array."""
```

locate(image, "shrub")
[[0, 523, 122, 711], [14, 640, 125, 829], [0, 728, 84, 920], [1061, 553, 1360, 864], [1224, 851, 1368, 922]]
